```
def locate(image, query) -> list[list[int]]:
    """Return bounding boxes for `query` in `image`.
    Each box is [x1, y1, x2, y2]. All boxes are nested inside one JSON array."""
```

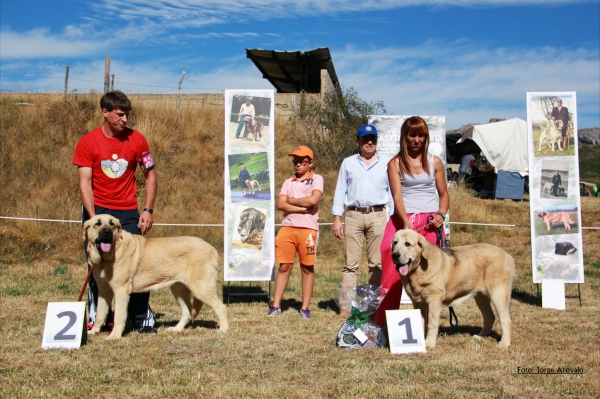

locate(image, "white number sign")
[[386, 309, 426, 354], [41, 302, 87, 349]]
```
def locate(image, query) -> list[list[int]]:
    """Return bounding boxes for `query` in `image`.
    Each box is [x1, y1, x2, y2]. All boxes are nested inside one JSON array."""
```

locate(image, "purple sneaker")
[[267, 306, 281, 317], [299, 308, 311, 319]]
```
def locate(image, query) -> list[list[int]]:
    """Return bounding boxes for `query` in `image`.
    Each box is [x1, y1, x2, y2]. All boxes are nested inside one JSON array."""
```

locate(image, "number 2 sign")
[[41, 302, 87, 349], [386, 309, 426, 354]]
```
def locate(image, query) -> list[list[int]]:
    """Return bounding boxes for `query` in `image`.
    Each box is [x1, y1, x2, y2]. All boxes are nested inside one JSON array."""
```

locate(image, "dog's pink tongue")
[[100, 243, 112, 253], [399, 264, 409, 276]]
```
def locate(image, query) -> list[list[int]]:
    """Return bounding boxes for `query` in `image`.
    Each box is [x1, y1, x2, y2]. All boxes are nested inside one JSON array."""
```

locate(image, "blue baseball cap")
[[356, 124, 378, 137]]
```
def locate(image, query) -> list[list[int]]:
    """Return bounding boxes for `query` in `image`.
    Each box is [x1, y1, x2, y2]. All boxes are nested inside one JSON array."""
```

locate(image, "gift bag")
[[334, 284, 387, 349]]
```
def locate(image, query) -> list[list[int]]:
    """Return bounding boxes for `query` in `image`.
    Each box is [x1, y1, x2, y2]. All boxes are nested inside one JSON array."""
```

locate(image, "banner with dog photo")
[[224, 90, 275, 281], [368, 115, 450, 244], [526, 92, 584, 283]]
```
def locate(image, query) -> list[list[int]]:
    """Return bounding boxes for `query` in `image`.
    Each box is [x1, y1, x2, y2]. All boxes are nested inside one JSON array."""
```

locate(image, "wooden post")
[[111, 74, 115, 91], [63, 66, 69, 101], [104, 57, 110, 93], [176, 71, 186, 119]]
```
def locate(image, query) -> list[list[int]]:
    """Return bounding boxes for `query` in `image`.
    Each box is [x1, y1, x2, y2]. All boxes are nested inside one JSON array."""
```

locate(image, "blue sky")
[[1, 0, 599, 129]]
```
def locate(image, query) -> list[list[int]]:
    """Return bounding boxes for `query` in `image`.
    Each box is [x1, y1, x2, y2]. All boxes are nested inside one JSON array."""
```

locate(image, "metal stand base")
[[536, 283, 582, 307], [225, 281, 271, 305]]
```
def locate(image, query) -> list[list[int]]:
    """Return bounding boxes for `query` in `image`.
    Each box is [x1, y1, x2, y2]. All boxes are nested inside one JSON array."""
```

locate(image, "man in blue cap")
[[332, 124, 392, 317]]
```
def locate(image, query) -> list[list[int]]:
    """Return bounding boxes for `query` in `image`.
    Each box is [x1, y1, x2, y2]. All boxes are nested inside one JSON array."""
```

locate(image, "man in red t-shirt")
[[73, 91, 158, 334]]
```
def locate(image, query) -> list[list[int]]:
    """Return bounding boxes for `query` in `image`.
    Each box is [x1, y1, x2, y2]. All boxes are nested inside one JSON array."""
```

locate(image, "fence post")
[[104, 57, 110, 93], [177, 71, 186, 119], [63, 66, 69, 101]]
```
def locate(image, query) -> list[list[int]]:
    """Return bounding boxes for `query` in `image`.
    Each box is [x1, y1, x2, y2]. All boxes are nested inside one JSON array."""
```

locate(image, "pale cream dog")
[[83, 214, 229, 339], [538, 119, 563, 151], [245, 179, 260, 194], [391, 230, 514, 348]]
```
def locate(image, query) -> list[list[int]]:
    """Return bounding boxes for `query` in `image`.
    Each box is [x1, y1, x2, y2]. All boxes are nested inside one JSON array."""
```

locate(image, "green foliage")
[[578, 144, 600, 188], [297, 87, 386, 166]]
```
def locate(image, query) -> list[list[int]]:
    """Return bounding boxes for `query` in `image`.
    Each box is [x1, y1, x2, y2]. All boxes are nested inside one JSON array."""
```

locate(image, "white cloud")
[[90, 0, 595, 24], [0, 28, 107, 58], [333, 41, 600, 128]]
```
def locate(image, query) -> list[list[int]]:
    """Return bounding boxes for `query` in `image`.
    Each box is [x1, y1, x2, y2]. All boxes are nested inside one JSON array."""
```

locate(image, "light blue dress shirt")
[[332, 153, 393, 216]]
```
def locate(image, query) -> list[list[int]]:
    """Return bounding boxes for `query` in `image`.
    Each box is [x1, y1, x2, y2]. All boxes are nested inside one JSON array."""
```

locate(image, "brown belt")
[[348, 205, 385, 214]]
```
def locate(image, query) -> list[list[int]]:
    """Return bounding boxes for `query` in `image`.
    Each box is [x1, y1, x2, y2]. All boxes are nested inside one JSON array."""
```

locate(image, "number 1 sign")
[[386, 309, 426, 354], [41, 302, 87, 349]]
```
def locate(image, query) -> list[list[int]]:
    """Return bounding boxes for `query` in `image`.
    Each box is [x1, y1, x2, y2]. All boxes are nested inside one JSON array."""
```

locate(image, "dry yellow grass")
[[1, 94, 599, 398]]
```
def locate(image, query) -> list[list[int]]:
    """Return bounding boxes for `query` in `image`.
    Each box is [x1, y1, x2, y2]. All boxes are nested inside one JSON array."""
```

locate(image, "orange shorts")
[[275, 226, 318, 266]]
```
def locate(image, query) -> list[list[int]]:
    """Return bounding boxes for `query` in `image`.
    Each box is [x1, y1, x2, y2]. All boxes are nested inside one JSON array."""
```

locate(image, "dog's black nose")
[[98, 228, 113, 241], [391, 252, 399, 263]]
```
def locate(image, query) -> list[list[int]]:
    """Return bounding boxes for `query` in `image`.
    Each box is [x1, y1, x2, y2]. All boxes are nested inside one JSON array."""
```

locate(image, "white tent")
[[457, 118, 528, 177]]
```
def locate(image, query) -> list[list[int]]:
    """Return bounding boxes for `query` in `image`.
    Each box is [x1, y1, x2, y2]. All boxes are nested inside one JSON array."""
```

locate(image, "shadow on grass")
[[511, 288, 540, 306], [279, 298, 303, 312], [438, 325, 503, 342], [317, 298, 339, 314], [157, 319, 219, 330], [222, 283, 270, 304]]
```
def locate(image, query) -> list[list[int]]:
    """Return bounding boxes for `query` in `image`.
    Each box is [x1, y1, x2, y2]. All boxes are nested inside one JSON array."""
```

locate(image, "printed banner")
[[224, 90, 275, 281], [368, 115, 450, 244], [526, 92, 584, 283]]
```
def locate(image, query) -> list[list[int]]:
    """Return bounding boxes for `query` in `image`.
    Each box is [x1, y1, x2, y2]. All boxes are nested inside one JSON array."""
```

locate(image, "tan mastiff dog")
[[391, 230, 514, 348], [83, 214, 229, 339], [537, 210, 575, 231]]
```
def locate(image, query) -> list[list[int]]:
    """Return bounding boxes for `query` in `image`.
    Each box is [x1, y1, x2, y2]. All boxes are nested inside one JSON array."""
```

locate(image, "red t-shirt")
[[72, 127, 155, 210]]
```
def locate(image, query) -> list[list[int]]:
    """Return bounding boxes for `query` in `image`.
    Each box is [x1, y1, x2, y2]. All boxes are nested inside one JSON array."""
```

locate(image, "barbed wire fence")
[[0, 59, 227, 111]]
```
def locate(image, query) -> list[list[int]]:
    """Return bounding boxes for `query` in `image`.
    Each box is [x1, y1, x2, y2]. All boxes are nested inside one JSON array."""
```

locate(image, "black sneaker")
[[136, 326, 158, 334]]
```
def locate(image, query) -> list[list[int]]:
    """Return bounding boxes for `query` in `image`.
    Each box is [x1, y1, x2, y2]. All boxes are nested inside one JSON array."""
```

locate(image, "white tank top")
[[401, 154, 439, 214]]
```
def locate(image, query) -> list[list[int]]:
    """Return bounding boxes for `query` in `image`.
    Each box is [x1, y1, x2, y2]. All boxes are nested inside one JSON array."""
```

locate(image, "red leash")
[[77, 267, 93, 302]]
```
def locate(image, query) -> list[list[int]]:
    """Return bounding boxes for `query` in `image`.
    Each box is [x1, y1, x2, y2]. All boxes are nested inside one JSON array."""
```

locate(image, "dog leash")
[[449, 307, 459, 328], [414, 215, 434, 232], [417, 216, 459, 328], [77, 267, 93, 302]]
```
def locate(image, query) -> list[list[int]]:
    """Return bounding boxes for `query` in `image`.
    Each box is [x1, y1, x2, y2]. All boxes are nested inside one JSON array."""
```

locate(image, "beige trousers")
[[340, 210, 386, 288]]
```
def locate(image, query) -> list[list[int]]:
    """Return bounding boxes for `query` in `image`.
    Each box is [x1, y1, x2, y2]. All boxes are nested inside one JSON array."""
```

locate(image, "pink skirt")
[[375, 212, 441, 326]]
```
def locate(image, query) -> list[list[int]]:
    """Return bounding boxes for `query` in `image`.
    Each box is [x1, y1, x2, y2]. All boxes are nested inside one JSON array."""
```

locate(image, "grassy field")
[[1, 93, 599, 398]]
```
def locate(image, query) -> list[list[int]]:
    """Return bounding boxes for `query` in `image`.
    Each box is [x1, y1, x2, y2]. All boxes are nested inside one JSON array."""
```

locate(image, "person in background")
[[332, 124, 392, 318], [239, 166, 251, 194], [459, 149, 478, 183], [72, 91, 157, 334], [375, 116, 449, 326], [552, 170, 562, 197], [235, 97, 255, 139], [551, 98, 570, 150]]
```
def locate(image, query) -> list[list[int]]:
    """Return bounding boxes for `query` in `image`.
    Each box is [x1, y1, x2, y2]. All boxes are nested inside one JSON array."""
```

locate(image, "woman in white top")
[[375, 116, 450, 325]]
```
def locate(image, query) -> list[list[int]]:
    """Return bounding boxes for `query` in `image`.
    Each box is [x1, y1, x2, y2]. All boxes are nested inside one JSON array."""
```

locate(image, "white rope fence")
[[1, 215, 599, 230]]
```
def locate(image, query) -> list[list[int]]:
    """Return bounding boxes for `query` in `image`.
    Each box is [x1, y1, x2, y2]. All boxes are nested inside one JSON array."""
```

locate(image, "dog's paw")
[[473, 335, 483, 340], [166, 326, 184, 332], [105, 333, 122, 340], [498, 340, 510, 348]]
